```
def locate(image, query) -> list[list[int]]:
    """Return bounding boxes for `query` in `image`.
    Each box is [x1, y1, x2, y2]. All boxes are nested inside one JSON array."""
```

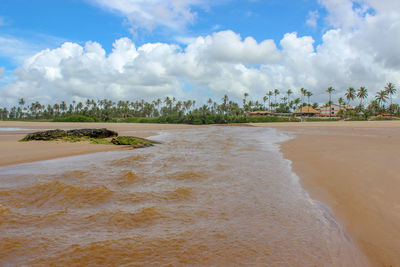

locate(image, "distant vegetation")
[[1, 82, 398, 124]]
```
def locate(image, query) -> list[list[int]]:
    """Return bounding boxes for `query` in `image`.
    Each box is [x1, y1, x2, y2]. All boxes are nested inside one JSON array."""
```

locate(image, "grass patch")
[[371, 116, 400, 121]]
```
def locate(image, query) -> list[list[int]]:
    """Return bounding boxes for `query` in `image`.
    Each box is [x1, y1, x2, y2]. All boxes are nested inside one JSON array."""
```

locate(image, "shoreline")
[[252, 121, 400, 266]]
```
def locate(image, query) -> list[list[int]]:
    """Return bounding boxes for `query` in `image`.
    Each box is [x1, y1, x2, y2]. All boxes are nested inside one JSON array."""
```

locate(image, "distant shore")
[[252, 121, 400, 266], [2, 120, 400, 265]]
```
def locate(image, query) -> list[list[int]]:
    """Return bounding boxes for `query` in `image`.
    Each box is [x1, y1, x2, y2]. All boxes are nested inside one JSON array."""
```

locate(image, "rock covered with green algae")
[[111, 136, 157, 148], [20, 128, 118, 142], [19, 129, 157, 149]]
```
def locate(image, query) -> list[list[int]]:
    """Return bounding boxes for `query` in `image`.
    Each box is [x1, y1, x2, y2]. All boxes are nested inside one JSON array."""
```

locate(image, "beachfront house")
[[294, 106, 320, 117], [319, 104, 353, 117]]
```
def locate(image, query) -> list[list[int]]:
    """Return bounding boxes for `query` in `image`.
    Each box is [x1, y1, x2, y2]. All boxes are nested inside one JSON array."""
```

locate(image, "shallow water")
[[0, 126, 369, 266], [0, 127, 37, 132]]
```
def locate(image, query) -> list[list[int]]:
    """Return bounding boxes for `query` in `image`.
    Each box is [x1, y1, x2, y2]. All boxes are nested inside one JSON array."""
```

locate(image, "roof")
[[294, 106, 320, 114], [248, 110, 274, 116]]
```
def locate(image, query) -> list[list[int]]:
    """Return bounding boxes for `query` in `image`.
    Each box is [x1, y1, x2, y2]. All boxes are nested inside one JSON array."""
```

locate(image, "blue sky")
[[0, 0, 324, 69], [0, 0, 399, 106]]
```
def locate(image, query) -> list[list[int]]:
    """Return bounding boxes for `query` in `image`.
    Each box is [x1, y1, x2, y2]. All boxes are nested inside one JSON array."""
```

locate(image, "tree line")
[[0, 82, 398, 123]]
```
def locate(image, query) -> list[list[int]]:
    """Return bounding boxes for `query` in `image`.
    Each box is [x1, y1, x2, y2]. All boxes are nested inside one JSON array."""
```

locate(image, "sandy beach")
[[1, 120, 400, 265], [0, 121, 201, 167], [252, 121, 400, 266]]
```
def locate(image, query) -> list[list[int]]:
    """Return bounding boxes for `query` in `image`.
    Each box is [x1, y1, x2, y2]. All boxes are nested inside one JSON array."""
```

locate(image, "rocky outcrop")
[[20, 128, 118, 141], [66, 128, 118, 138], [111, 136, 155, 148]]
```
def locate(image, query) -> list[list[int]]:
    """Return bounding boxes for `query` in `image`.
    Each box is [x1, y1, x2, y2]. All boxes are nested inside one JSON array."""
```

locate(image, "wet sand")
[[252, 121, 400, 266], [0, 121, 201, 167]]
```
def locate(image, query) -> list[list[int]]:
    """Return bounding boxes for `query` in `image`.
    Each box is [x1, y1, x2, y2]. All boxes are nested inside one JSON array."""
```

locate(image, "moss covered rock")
[[20, 128, 118, 142], [111, 136, 155, 148]]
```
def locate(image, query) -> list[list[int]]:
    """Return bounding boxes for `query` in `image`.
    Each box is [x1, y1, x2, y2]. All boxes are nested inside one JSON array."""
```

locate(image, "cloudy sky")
[[0, 0, 399, 107]]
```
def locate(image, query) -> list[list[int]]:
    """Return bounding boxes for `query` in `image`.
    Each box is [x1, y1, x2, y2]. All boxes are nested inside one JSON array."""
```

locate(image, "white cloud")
[[87, 0, 211, 32], [306, 10, 320, 28], [1, 0, 400, 107], [0, 67, 4, 79]]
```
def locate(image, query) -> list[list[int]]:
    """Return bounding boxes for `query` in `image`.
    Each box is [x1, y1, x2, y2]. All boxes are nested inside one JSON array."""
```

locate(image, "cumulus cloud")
[[0, 67, 4, 79], [1, 0, 400, 107], [87, 0, 210, 31]]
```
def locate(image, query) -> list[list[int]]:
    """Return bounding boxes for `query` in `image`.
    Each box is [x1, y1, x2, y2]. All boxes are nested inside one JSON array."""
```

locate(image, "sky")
[[0, 0, 399, 107]]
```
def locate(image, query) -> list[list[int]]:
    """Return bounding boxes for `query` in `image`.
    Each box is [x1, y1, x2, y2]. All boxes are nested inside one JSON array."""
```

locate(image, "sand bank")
[[0, 121, 201, 167], [252, 121, 400, 266]]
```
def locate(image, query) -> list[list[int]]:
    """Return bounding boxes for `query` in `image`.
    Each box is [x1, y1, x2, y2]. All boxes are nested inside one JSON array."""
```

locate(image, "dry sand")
[[0, 121, 201, 167], [252, 121, 400, 266]]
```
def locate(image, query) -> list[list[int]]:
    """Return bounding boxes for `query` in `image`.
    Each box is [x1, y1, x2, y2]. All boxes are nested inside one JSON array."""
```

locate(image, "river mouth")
[[0, 126, 368, 266]]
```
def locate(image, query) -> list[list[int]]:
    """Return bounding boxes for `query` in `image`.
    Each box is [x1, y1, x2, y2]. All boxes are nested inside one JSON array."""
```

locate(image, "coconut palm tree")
[[263, 95, 267, 110], [357, 86, 368, 107], [267, 91, 273, 111], [243, 92, 249, 108], [286, 89, 293, 106], [338, 97, 345, 111], [345, 87, 356, 107], [306, 91, 313, 107], [384, 82, 396, 114], [293, 98, 300, 112], [274, 89, 280, 109], [375, 90, 388, 113], [326, 87, 335, 117], [300, 88, 306, 106]]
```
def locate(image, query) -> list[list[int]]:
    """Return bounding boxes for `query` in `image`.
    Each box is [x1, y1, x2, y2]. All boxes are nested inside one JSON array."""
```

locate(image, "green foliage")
[[371, 116, 400, 121], [53, 115, 98, 122], [89, 138, 113, 145], [111, 136, 155, 147], [345, 116, 368, 121]]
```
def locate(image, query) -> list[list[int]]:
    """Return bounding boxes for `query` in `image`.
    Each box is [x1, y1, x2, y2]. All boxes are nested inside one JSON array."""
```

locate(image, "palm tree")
[[267, 91, 273, 111], [300, 88, 306, 106], [384, 82, 397, 114], [345, 87, 356, 107], [306, 91, 313, 106], [338, 97, 345, 112], [221, 94, 229, 114], [262, 95, 267, 110], [286, 89, 293, 106], [243, 92, 249, 108], [273, 89, 280, 109], [375, 90, 388, 113], [357, 86, 368, 108], [326, 87, 335, 118], [293, 98, 300, 113]]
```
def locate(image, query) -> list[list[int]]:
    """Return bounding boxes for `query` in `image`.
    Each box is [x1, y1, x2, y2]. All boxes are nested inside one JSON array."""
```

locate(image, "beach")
[[252, 121, 400, 266], [1, 120, 400, 265]]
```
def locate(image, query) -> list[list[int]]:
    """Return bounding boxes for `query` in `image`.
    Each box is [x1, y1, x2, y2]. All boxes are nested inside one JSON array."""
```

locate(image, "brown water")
[[0, 127, 369, 266]]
